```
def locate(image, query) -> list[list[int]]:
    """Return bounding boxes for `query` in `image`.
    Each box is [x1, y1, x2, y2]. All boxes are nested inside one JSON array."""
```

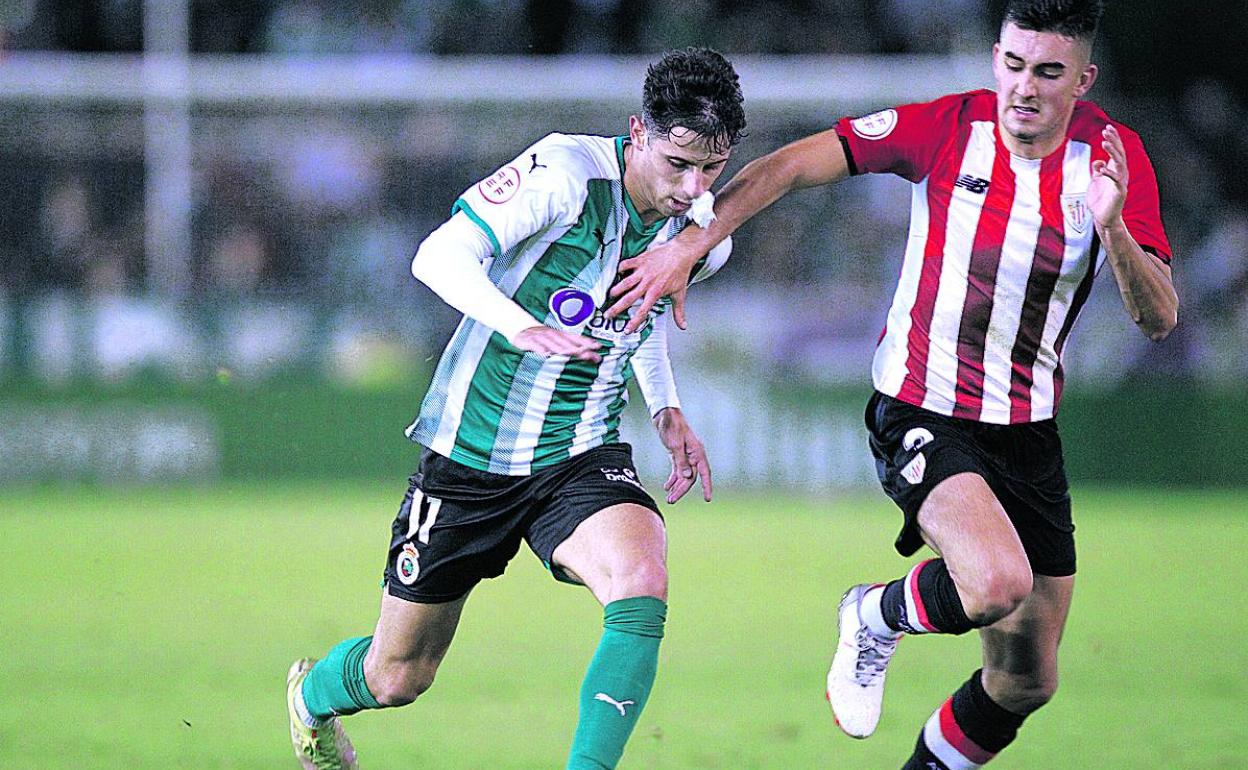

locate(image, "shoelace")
[[852, 626, 897, 685]]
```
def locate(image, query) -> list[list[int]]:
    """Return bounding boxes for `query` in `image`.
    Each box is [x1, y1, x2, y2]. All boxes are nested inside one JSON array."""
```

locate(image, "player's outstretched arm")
[[1090, 124, 1178, 342], [607, 128, 853, 334], [412, 212, 603, 362], [653, 407, 712, 504]]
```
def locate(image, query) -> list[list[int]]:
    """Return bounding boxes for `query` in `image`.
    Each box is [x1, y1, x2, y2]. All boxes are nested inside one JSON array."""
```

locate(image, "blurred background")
[[1, 0, 1245, 488]]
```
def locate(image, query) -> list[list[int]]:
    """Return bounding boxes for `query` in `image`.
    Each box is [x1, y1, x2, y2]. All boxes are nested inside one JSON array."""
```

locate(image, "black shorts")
[[382, 443, 662, 603], [866, 391, 1076, 577]]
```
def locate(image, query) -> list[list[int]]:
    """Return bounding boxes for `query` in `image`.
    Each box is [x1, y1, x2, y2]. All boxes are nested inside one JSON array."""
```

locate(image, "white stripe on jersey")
[[920, 121, 995, 413], [872, 178, 929, 396], [423, 223, 575, 457], [490, 352, 569, 474], [977, 153, 1044, 424], [1030, 139, 1097, 419], [423, 319, 495, 459], [571, 346, 632, 455]]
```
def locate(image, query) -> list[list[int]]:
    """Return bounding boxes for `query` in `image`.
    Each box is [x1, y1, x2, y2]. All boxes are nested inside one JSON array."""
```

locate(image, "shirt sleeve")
[[452, 135, 586, 259], [834, 92, 976, 183], [689, 236, 732, 285], [410, 212, 541, 343], [651, 215, 733, 286], [631, 313, 681, 417], [1113, 125, 1173, 263]]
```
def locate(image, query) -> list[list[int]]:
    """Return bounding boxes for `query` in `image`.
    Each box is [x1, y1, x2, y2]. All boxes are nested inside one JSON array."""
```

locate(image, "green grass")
[[1, 484, 1244, 769]]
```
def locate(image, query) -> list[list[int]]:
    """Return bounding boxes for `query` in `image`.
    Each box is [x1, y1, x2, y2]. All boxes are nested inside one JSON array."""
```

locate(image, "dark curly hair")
[[642, 47, 746, 156], [1003, 0, 1103, 42]]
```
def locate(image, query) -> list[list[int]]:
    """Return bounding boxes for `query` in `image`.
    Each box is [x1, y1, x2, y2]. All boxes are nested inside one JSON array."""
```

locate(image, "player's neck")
[[1000, 131, 1066, 160]]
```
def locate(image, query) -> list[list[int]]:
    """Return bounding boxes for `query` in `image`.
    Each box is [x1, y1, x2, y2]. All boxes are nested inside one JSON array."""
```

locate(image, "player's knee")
[[989, 669, 1058, 715], [962, 567, 1033, 625], [369, 659, 439, 707], [610, 557, 668, 603]]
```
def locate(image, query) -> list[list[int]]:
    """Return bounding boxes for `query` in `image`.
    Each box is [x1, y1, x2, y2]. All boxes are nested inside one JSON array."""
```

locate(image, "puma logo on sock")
[[593, 692, 635, 717]]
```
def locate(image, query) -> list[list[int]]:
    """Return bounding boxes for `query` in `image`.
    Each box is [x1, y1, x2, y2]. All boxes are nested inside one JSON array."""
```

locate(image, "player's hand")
[[1089, 124, 1129, 228], [653, 407, 712, 504], [606, 239, 702, 334], [511, 325, 603, 362]]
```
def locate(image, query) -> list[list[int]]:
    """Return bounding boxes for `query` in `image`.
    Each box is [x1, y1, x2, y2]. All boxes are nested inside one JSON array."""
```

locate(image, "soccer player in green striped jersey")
[[287, 48, 746, 770]]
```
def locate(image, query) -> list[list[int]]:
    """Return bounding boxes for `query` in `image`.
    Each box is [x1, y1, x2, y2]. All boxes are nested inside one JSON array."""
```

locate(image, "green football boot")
[[287, 658, 359, 770]]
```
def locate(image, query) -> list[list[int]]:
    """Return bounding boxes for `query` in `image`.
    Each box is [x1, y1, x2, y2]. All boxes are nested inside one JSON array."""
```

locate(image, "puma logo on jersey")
[[594, 693, 635, 717], [529, 153, 547, 172], [954, 174, 990, 194], [593, 228, 617, 255]]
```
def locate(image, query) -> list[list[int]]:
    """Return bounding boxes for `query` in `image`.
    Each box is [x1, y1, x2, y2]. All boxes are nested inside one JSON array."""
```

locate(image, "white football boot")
[[826, 583, 900, 739]]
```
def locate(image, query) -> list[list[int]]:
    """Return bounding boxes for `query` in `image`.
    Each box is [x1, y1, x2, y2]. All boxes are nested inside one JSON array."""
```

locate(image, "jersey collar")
[[616, 136, 665, 237]]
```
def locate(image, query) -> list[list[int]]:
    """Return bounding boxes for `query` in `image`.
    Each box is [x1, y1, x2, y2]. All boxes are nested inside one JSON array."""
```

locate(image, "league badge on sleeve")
[[478, 165, 521, 204], [851, 109, 898, 141]]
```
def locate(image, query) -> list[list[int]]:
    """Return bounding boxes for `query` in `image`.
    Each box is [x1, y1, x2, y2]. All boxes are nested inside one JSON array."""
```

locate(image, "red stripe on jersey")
[[952, 141, 1017, 420], [1052, 232, 1102, 405], [1007, 150, 1067, 423], [937, 699, 996, 765], [896, 125, 975, 405]]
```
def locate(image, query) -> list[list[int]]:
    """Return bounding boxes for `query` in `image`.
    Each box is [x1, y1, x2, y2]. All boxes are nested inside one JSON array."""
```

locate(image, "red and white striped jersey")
[[836, 90, 1171, 424]]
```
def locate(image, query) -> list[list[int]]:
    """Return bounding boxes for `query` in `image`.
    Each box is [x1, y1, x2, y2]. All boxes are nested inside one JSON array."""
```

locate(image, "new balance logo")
[[594, 692, 635, 717], [954, 174, 990, 194]]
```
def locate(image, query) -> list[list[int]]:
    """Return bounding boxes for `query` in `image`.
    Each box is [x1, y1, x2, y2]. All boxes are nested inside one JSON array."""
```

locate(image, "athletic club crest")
[[1061, 193, 1090, 235]]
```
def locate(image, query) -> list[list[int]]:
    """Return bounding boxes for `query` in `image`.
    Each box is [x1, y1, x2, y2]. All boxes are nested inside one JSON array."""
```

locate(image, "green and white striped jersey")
[[407, 133, 730, 475]]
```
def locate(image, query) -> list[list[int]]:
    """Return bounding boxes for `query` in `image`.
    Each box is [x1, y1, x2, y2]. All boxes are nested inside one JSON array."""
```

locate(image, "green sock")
[[301, 636, 383, 719], [566, 596, 667, 770]]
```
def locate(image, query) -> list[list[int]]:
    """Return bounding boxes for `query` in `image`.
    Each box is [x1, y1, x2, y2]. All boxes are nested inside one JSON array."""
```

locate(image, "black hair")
[[1003, 0, 1103, 42], [642, 47, 746, 156]]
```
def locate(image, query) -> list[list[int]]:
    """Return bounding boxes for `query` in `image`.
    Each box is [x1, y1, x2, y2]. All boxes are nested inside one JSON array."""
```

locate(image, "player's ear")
[[628, 115, 648, 147], [1075, 63, 1098, 97]]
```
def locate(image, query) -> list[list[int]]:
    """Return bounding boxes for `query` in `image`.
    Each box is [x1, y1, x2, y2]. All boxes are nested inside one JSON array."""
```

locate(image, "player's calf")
[[902, 669, 1029, 770], [873, 558, 1028, 636]]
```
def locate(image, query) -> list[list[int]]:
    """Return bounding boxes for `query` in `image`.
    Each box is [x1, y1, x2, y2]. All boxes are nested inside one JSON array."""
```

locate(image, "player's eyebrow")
[[1003, 50, 1067, 71]]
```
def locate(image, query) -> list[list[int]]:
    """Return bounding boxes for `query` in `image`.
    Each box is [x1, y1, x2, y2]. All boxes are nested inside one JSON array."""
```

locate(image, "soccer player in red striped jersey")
[[606, 1, 1177, 767]]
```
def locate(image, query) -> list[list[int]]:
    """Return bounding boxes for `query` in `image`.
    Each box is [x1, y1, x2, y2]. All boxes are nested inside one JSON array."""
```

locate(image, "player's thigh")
[[528, 443, 666, 604], [550, 502, 668, 602], [369, 590, 469, 665], [978, 574, 1074, 709], [867, 392, 1025, 575], [917, 471, 1031, 593]]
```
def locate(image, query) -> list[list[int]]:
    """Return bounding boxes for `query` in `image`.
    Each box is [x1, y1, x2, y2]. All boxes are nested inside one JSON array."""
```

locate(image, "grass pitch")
[[0, 484, 1243, 769]]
